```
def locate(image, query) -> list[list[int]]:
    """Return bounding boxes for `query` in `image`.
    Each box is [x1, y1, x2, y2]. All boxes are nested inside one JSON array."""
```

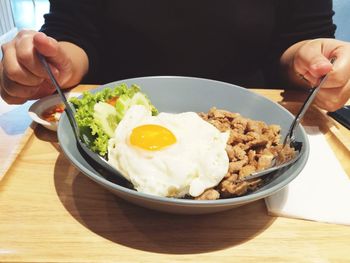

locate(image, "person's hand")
[[281, 38, 350, 112], [0, 30, 88, 104]]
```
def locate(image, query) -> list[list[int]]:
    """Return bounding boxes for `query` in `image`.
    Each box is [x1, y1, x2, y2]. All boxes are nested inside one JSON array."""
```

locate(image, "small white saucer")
[[28, 92, 80, 131]]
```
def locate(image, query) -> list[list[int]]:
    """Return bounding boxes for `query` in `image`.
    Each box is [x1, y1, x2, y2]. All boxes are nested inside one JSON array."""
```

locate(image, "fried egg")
[[107, 105, 229, 198]]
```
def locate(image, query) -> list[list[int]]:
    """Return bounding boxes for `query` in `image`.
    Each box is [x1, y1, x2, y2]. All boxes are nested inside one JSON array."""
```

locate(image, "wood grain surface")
[[0, 86, 349, 263]]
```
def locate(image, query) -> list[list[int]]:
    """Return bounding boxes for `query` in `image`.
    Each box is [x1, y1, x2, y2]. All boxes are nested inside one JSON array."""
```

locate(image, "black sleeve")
[[276, 0, 336, 53], [40, 0, 102, 83], [264, 0, 336, 87]]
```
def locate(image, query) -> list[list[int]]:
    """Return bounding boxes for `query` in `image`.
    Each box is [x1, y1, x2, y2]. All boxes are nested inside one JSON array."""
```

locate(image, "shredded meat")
[[196, 107, 296, 200], [195, 189, 220, 200]]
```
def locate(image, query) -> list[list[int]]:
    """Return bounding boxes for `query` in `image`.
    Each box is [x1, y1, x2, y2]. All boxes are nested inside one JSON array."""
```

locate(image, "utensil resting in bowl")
[[38, 53, 129, 185], [242, 57, 336, 181]]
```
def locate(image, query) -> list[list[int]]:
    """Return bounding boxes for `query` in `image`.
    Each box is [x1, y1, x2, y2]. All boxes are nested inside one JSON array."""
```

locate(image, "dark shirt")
[[41, 0, 336, 87]]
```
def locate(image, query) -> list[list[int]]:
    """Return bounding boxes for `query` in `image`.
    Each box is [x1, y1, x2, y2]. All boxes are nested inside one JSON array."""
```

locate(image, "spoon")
[[242, 57, 336, 181], [38, 54, 129, 184]]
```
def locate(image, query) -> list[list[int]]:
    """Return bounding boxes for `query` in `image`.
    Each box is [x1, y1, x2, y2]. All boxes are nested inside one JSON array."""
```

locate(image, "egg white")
[[107, 105, 229, 198]]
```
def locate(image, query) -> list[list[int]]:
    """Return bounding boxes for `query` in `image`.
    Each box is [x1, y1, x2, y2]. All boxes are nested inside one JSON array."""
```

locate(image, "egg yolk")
[[130, 124, 176, 151]]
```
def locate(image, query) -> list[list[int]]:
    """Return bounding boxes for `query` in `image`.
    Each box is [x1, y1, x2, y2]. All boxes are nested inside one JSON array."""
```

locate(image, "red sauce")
[[42, 103, 65, 122]]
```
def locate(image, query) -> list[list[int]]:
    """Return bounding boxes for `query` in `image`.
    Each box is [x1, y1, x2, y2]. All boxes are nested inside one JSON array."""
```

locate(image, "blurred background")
[[333, 0, 350, 41], [0, 0, 49, 60], [10, 0, 49, 30]]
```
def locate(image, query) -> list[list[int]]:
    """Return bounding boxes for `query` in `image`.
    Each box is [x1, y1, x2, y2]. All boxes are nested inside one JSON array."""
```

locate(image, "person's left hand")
[[281, 38, 350, 112]]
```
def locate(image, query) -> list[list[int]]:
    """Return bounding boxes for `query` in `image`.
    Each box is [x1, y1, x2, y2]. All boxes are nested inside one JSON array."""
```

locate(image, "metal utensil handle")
[[283, 57, 336, 147], [38, 53, 80, 139], [38, 54, 131, 184]]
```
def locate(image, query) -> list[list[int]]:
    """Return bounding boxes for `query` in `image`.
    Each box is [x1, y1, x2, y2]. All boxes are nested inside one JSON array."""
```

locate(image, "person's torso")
[[97, 0, 277, 87]]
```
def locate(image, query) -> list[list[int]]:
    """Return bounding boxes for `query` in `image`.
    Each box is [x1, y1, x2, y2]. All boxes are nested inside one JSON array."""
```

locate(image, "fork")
[[241, 57, 336, 181], [38, 54, 130, 184]]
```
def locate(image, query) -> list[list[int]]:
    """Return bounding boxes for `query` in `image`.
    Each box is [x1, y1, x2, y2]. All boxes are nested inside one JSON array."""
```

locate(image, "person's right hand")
[[0, 30, 75, 104]]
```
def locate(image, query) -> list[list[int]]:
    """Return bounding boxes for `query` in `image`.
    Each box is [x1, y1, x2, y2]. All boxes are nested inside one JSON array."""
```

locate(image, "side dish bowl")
[[57, 76, 309, 214], [29, 94, 63, 131], [29, 92, 80, 131]]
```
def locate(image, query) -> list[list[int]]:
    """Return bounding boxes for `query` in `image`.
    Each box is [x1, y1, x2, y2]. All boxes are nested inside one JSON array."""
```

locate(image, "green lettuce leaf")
[[69, 84, 157, 157]]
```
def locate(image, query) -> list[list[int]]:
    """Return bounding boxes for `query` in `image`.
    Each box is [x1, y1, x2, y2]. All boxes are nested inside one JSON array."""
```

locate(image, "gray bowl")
[[58, 76, 309, 214]]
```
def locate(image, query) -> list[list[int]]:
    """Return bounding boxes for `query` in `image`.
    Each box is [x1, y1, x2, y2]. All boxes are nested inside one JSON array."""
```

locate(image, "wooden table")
[[1, 86, 350, 263]]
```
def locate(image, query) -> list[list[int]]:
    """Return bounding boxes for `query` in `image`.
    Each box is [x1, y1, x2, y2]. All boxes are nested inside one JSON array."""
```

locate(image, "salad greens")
[[69, 83, 158, 156]]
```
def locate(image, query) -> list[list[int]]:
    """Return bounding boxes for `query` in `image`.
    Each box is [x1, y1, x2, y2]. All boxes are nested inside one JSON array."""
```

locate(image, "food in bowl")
[[196, 107, 295, 200], [41, 103, 65, 123], [28, 92, 81, 131], [70, 84, 296, 200], [107, 105, 230, 198], [69, 83, 158, 156]]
